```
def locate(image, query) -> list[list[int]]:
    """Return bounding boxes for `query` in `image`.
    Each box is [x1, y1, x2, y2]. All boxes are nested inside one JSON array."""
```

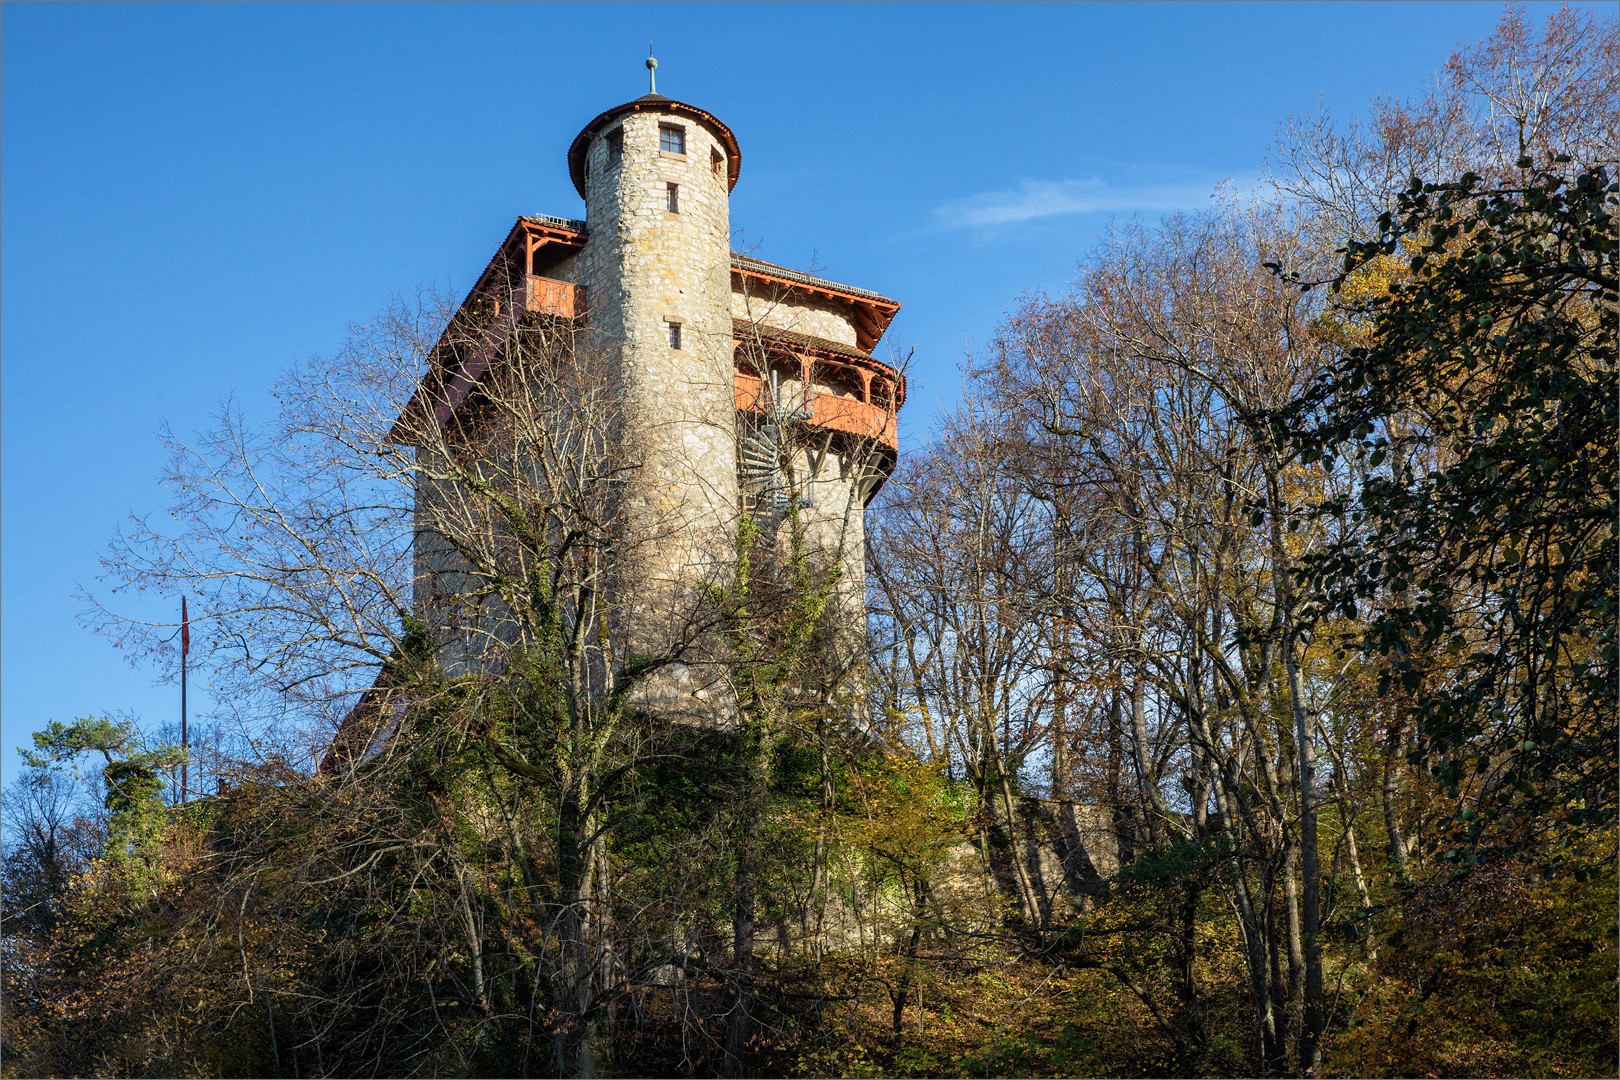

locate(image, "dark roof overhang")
[[388, 216, 588, 445], [730, 253, 902, 354]]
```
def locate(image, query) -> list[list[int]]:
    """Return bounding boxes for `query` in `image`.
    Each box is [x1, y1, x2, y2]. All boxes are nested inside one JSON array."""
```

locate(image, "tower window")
[[711, 149, 724, 178], [658, 124, 685, 155], [666, 320, 682, 349], [666, 182, 679, 213], [606, 128, 624, 164]]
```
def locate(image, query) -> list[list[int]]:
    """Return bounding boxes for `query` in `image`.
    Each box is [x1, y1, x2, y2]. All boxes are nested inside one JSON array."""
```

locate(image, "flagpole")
[[181, 596, 189, 805]]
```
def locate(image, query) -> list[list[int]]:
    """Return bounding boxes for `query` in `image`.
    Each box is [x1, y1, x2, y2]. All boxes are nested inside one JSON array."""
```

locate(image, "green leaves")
[[1276, 164, 1618, 868], [21, 714, 186, 891]]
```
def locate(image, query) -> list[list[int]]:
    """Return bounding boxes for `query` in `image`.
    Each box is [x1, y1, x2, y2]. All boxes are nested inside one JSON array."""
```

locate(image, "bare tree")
[[81, 281, 740, 1075], [1268, 6, 1618, 245], [1, 771, 102, 946], [961, 193, 1368, 1073], [866, 412, 1051, 930]]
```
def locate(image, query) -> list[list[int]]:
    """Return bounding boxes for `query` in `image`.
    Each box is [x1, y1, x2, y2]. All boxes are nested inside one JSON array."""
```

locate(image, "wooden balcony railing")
[[809, 392, 898, 448], [734, 374, 898, 450], [524, 276, 586, 319]]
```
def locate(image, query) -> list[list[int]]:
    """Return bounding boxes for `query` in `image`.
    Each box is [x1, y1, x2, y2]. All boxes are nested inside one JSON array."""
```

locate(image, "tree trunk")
[[1327, 744, 1378, 960], [984, 710, 1041, 931], [1263, 863, 1289, 1075], [552, 784, 598, 1077], [1231, 859, 1281, 1071], [725, 718, 770, 1077], [454, 861, 489, 1014], [1382, 716, 1413, 882], [890, 916, 924, 1052], [1294, 713, 1324, 1076], [808, 735, 833, 959], [593, 828, 617, 1037], [1266, 460, 1323, 1075], [1129, 678, 1177, 846], [1203, 722, 1281, 1074]]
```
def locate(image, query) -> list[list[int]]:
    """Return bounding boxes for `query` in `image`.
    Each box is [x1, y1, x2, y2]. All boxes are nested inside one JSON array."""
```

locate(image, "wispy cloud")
[[935, 176, 1230, 229]]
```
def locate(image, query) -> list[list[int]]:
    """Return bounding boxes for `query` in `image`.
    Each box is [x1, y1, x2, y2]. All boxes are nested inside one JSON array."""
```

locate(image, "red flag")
[[181, 597, 190, 658]]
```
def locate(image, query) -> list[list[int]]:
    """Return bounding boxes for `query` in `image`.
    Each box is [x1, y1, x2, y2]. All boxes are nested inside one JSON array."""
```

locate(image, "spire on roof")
[[646, 45, 658, 95]]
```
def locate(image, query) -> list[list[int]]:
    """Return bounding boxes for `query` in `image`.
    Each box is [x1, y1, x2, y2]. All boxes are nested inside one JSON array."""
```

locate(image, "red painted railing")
[[525, 276, 585, 319], [734, 374, 897, 450]]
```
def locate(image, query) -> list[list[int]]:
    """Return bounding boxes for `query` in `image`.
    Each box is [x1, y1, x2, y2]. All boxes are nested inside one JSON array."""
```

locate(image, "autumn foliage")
[[4, 7, 1616, 1079]]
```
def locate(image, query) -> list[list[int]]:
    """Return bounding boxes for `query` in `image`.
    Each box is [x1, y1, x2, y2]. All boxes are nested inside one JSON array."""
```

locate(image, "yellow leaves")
[[1330, 834, 1619, 1078], [838, 752, 968, 879], [1313, 240, 1425, 350]]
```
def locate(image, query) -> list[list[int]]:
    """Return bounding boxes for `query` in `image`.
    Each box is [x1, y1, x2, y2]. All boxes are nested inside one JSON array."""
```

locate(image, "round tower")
[[567, 84, 744, 713]]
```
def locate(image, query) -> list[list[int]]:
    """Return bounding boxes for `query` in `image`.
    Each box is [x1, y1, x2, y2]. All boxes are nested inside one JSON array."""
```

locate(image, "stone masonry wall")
[[731, 287, 859, 348], [756, 798, 1127, 960], [794, 440, 868, 675]]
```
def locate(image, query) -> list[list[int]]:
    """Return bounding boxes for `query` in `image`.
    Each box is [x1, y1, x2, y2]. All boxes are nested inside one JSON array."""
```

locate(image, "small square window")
[[666, 182, 679, 213], [606, 128, 624, 163], [667, 321, 682, 349], [659, 124, 685, 155]]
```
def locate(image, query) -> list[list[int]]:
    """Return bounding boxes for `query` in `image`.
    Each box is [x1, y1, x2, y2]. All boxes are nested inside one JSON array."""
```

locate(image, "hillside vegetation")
[[3, 9, 1614, 1078]]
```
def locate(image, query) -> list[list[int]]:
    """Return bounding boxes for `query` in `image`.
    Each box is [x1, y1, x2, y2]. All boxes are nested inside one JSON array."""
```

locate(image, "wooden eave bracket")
[[850, 305, 887, 354], [730, 326, 907, 415]]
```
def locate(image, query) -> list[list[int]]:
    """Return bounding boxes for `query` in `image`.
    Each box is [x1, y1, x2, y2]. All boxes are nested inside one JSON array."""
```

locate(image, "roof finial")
[[646, 44, 658, 95]]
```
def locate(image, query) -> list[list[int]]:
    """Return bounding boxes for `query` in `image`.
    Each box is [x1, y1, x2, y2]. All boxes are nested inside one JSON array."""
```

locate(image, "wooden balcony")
[[734, 374, 898, 451], [809, 392, 898, 448], [524, 276, 585, 320]]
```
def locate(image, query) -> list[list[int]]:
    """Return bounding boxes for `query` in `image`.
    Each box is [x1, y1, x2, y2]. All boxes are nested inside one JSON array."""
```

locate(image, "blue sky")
[[0, 1, 1566, 781]]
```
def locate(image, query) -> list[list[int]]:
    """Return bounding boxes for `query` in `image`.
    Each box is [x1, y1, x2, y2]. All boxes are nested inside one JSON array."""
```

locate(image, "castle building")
[[382, 74, 905, 726]]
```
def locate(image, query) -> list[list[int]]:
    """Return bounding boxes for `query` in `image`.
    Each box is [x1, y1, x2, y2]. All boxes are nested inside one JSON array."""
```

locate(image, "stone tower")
[[566, 93, 744, 687], [375, 74, 904, 735]]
